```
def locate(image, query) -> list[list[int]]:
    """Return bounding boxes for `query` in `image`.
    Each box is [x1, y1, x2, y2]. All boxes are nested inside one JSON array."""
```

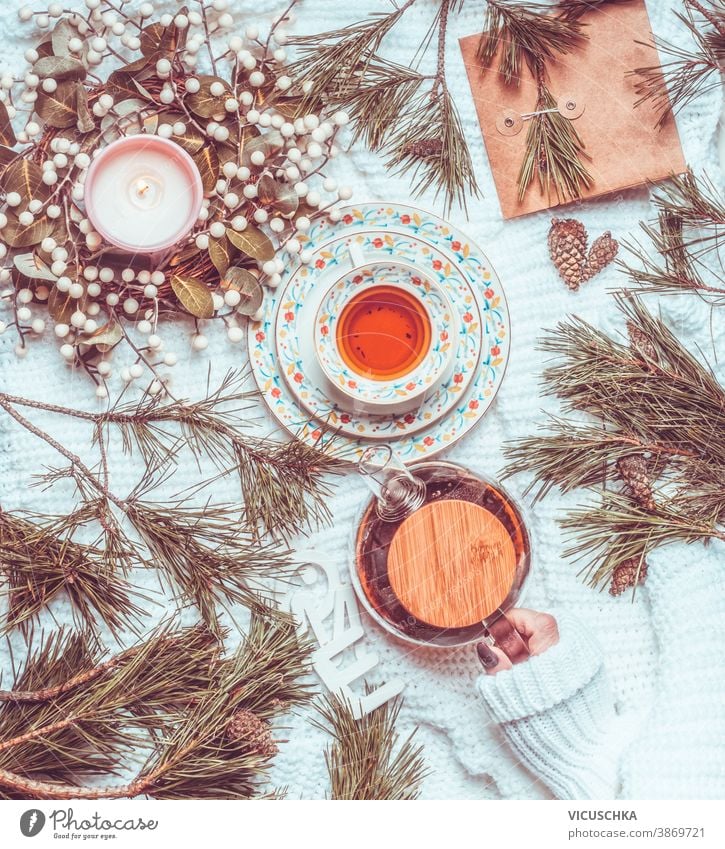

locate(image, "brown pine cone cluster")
[[627, 320, 659, 365], [226, 709, 278, 757], [616, 454, 656, 510], [402, 138, 443, 158], [548, 218, 619, 290], [610, 557, 649, 596]]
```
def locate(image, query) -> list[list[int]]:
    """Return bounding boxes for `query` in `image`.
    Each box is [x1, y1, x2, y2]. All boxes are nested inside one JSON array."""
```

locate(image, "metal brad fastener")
[[495, 96, 585, 135]]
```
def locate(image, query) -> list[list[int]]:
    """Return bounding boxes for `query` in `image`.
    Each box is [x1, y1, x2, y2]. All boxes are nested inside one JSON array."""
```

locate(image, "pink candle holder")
[[83, 135, 204, 255]]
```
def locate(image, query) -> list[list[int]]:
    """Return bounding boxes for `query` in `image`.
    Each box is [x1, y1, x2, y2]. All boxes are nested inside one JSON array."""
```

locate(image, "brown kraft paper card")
[[459, 0, 687, 219]]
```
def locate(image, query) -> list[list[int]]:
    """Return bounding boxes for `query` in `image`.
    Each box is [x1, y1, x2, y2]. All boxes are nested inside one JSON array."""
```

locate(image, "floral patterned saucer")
[[316, 260, 458, 414], [275, 230, 481, 439], [248, 203, 510, 463]]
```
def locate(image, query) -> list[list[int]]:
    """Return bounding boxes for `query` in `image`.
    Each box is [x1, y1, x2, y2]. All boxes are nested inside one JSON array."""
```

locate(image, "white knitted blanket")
[[0, 0, 722, 800]]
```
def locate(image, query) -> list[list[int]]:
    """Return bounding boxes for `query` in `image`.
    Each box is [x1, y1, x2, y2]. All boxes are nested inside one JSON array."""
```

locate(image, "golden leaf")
[[208, 234, 235, 276], [48, 287, 87, 324], [170, 274, 214, 319], [2, 214, 54, 248], [226, 225, 275, 261], [140, 10, 188, 57], [221, 266, 263, 316], [33, 55, 85, 82], [186, 75, 231, 119], [13, 252, 57, 282], [75, 85, 95, 134], [0, 145, 15, 168], [257, 174, 297, 214], [36, 81, 78, 128], [241, 130, 284, 166], [0, 101, 16, 147], [2, 159, 50, 202], [192, 145, 220, 195], [79, 319, 123, 352], [51, 18, 75, 57]]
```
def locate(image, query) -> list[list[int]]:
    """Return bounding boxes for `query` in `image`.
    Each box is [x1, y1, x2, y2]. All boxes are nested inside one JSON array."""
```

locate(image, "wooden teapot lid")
[[387, 498, 517, 629]]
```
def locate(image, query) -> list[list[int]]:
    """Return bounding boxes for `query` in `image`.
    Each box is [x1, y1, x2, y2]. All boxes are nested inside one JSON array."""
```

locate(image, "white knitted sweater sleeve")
[[476, 614, 621, 800]]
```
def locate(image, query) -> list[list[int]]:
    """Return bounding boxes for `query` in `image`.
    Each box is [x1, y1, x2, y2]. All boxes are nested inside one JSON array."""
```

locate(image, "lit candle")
[[84, 136, 204, 254]]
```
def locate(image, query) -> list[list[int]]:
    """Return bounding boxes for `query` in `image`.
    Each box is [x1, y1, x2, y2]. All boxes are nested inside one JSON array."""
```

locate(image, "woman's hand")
[[477, 608, 559, 674]]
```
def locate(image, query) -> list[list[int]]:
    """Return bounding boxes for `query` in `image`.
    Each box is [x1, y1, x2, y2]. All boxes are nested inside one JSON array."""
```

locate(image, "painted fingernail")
[[477, 642, 499, 669]]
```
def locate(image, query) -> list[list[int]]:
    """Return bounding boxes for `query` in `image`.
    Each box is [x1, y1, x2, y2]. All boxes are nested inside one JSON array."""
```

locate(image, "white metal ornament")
[[286, 552, 404, 719]]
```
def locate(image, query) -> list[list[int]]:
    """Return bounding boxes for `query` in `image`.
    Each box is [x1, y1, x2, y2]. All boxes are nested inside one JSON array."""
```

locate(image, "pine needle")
[[0, 509, 146, 640], [477, 0, 584, 83], [517, 79, 592, 202], [620, 170, 725, 301], [557, 0, 635, 22], [0, 615, 313, 800], [313, 693, 427, 800], [502, 294, 725, 585], [125, 502, 292, 636], [285, 0, 478, 211], [631, 3, 725, 128]]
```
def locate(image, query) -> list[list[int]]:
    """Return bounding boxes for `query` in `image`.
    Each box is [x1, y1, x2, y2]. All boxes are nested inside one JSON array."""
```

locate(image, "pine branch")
[[0, 615, 312, 799], [477, 0, 585, 84], [502, 294, 725, 586], [651, 170, 725, 259], [502, 414, 697, 500], [620, 233, 725, 302], [385, 81, 478, 214], [125, 503, 291, 637], [518, 71, 592, 202], [336, 59, 427, 152], [286, 0, 418, 102], [0, 370, 342, 539], [632, 3, 724, 128], [556, 0, 635, 22], [0, 623, 218, 792], [562, 492, 724, 588], [619, 170, 725, 301], [0, 508, 145, 639], [286, 0, 478, 211], [313, 693, 427, 800]]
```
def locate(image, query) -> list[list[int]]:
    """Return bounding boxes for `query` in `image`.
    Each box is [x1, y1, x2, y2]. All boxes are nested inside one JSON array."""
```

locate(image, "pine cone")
[[581, 231, 619, 282], [610, 557, 648, 596], [616, 454, 655, 510], [226, 709, 278, 757], [548, 217, 588, 291], [627, 320, 658, 365], [402, 138, 443, 158]]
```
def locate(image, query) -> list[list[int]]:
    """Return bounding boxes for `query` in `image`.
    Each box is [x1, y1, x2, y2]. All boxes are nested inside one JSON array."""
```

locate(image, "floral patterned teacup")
[[314, 261, 459, 415]]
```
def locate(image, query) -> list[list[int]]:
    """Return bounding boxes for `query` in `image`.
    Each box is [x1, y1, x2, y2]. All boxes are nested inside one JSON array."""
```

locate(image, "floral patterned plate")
[[275, 230, 481, 439], [248, 203, 510, 463]]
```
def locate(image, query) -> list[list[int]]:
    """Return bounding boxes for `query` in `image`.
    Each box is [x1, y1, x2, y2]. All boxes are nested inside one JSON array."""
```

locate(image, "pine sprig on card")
[[518, 72, 592, 202]]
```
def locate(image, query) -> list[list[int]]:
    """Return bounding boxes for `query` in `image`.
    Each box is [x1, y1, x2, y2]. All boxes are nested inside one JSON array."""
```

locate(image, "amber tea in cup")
[[336, 284, 432, 380]]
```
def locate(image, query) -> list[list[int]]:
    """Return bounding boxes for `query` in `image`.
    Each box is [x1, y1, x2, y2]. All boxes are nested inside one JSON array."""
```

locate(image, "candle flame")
[[136, 180, 150, 197]]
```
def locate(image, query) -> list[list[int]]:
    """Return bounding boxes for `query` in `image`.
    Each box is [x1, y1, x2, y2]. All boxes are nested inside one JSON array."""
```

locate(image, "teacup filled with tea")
[[315, 261, 458, 414]]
